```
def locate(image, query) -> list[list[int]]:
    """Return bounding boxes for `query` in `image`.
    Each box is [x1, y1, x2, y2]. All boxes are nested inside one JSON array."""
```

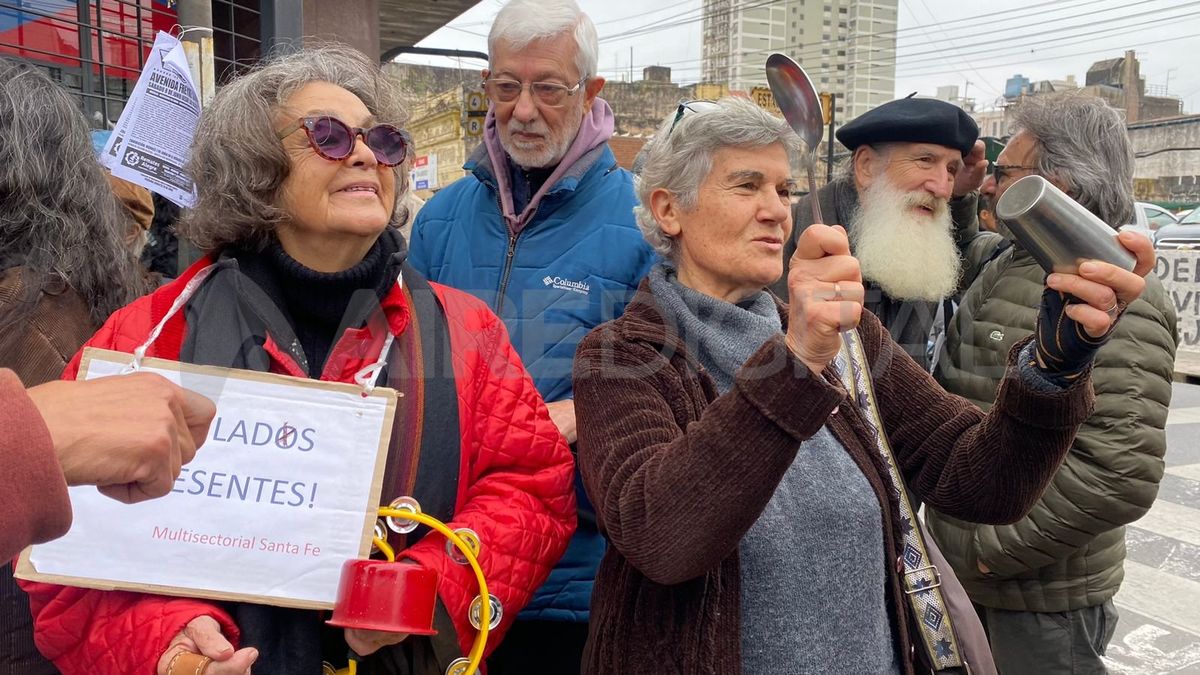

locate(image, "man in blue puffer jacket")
[[407, 0, 655, 671]]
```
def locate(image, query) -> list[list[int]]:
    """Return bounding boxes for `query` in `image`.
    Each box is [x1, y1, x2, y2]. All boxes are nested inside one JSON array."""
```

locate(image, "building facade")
[[0, 0, 265, 128], [699, 0, 897, 121], [0, 0, 472, 128]]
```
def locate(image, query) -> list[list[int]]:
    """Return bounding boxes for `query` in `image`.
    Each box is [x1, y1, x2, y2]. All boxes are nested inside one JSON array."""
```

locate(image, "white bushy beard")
[[849, 176, 961, 302]]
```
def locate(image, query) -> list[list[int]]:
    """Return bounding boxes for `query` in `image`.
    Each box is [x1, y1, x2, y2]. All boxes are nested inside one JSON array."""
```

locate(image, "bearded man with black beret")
[[773, 95, 991, 369]]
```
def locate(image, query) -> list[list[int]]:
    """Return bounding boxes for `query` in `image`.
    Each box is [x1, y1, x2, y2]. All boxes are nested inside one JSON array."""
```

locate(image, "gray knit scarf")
[[646, 263, 781, 394]]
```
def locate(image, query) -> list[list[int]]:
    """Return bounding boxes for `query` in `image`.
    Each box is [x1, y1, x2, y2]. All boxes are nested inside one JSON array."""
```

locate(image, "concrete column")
[[302, 0, 380, 59], [1123, 49, 1141, 124]]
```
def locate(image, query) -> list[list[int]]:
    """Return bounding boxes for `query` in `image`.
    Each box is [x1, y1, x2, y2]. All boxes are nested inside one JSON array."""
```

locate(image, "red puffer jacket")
[[20, 259, 576, 674]]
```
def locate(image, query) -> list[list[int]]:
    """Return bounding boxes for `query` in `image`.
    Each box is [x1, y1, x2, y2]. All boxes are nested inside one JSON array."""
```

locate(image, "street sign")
[[410, 154, 438, 191], [465, 117, 484, 138], [750, 87, 781, 115], [466, 91, 486, 112]]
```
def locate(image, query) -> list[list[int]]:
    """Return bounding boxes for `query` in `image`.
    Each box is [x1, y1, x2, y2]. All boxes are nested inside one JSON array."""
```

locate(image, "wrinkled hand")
[[1034, 230, 1154, 381], [344, 627, 410, 657], [544, 399, 577, 444], [157, 616, 257, 675], [953, 140, 989, 198], [27, 372, 216, 503], [784, 224, 864, 375]]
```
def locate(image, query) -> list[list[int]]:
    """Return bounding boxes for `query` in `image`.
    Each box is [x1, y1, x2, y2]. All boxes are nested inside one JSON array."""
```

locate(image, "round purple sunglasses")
[[277, 115, 412, 167]]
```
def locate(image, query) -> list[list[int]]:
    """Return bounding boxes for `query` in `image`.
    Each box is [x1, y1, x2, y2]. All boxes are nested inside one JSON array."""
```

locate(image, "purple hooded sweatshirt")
[[482, 97, 617, 234]]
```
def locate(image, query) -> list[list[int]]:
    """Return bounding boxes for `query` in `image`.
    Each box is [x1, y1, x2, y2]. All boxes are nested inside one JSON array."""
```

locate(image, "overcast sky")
[[399, 0, 1200, 114]]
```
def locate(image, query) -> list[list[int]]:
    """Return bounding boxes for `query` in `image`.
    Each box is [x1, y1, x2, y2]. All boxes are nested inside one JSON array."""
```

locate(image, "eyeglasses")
[[483, 77, 587, 107], [276, 116, 412, 167], [667, 100, 721, 137], [990, 163, 1038, 184]]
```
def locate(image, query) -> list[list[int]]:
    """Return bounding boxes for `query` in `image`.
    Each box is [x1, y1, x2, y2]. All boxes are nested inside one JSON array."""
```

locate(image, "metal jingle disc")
[[446, 528, 482, 564], [444, 657, 472, 675], [385, 496, 421, 534], [370, 518, 387, 554], [467, 593, 503, 631]]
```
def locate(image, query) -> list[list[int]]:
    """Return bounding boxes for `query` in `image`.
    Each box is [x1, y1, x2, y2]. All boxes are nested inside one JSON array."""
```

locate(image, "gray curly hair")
[[635, 97, 800, 260], [489, 0, 599, 80], [0, 57, 147, 327], [1009, 92, 1134, 228], [179, 45, 410, 253]]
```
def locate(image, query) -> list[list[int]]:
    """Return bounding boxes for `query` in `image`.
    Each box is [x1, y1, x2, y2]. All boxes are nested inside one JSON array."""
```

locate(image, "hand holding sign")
[[26, 372, 215, 504], [156, 616, 258, 675]]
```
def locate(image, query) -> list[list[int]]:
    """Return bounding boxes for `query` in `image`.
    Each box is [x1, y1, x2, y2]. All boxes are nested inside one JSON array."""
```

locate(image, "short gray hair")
[[635, 97, 800, 260], [488, 0, 599, 79], [0, 57, 146, 327], [180, 45, 409, 253], [1010, 92, 1134, 228]]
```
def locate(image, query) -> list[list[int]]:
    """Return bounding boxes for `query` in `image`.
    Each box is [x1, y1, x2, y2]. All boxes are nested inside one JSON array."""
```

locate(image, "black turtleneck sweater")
[[233, 230, 404, 377]]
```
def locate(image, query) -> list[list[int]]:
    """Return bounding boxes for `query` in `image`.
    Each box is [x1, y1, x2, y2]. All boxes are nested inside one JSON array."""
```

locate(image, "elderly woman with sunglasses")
[[571, 97, 1154, 674], [20, 46, 575, 675]]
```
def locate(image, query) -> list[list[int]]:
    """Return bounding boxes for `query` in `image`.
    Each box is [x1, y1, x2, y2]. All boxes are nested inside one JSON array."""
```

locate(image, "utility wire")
[[598, 0, 1197, 82], [662, 0, 1184, 76]]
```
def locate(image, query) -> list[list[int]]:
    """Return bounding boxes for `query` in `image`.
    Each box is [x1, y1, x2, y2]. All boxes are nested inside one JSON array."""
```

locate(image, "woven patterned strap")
[[833, 330, 965, 671]]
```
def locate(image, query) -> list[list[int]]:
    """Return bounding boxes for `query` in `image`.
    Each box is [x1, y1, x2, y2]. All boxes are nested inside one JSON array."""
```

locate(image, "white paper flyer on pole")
[[101, 31, 200, 208]]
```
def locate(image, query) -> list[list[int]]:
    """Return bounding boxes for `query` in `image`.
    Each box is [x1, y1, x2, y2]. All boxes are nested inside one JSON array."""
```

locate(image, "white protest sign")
[[19, 349, 396, 610], [101, 31, 200, 208], [1154, 250, 1200, 351]]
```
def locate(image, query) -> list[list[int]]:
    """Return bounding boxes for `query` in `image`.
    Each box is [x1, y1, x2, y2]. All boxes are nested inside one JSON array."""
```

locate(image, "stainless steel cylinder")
[[994, 174, 1135, 274]]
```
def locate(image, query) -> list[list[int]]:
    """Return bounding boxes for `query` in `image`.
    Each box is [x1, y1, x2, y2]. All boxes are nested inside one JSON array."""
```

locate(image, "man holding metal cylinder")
[[928, 92, 1177, 673]]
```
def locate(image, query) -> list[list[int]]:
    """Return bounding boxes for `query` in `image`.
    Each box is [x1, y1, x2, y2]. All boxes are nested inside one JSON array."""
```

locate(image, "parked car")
[[1121, 202, 1180, 239], [1153, 208, 1200, 250]]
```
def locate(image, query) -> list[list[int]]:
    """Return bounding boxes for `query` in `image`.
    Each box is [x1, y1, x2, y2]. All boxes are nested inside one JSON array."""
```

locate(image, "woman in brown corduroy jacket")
[[0, 57, 148, 675], [572, 98, 1154, 675]]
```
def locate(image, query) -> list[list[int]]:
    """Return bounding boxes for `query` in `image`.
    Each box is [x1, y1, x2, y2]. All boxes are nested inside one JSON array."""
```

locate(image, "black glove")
[[1032, 285, 1121, 386]]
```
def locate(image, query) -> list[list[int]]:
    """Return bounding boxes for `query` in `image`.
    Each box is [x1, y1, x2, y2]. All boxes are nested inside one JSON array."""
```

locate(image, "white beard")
[[499, 101, 584, 169], [849, 178, 961, 302]]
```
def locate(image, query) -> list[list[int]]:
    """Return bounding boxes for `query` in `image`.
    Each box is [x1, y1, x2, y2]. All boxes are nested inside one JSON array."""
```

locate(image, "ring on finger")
[[1102, 300, 1120, 318]]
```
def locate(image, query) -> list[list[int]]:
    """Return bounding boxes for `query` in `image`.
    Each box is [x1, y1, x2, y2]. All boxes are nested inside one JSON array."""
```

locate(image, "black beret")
[[836, 95, 979, 156]]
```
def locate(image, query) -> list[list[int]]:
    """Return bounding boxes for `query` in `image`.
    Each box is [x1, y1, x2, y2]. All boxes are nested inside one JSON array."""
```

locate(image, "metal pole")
[[827, 92, 835, 182], [175, 0, 215, 107], [173, 0, 214, 274], [75, 0, 102, 126], [262, 0, 304, 56]]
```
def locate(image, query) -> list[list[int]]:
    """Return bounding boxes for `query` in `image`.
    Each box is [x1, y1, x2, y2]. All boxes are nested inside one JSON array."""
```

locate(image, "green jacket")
[[927, 245, 1177, 611]]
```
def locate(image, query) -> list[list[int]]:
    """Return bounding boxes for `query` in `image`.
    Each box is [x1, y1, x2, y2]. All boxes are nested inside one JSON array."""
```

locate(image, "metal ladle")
[[765, 53, 825, 224]]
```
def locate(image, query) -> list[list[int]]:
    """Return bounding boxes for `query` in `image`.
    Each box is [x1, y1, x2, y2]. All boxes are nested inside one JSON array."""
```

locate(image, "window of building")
[[0, 0, 262, 128]]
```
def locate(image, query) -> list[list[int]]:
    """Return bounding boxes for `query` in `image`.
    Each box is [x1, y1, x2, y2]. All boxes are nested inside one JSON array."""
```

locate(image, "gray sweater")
[[649, 265, 898, 673]]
